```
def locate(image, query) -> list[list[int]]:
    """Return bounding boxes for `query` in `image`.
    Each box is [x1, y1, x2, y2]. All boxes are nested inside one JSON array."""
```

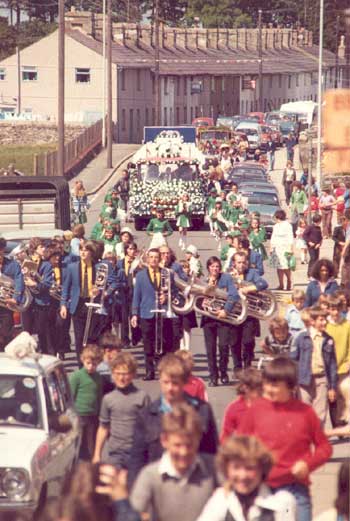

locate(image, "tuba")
[[0, 273, 33, 312], [172, 274, 195, 315], [231, 276, 277, 320], [190, 279, 248, 325]]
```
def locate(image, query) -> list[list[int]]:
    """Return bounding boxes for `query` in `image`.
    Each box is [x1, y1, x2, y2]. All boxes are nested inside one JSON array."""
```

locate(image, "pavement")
[[73, 142, 349, 518]]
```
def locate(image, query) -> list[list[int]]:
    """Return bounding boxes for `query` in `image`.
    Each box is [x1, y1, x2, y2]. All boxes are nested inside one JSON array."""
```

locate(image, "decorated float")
[[128, 127, 207, 231]]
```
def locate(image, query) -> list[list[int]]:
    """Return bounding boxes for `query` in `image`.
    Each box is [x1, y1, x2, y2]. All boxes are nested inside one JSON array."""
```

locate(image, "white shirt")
[[158, 451, 199, 487]]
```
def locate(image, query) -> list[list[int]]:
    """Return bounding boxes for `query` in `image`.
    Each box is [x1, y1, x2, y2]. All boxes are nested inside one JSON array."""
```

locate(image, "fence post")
[[33, 154, 39, 176]]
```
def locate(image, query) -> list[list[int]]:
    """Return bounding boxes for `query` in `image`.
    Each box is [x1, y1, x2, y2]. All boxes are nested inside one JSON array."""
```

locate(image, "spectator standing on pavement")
[[196, 435, 296, 521], [319, 187, 336, 239], [270, 209, 294, 291], [93, 352, 150, 468], [325, 295, 350, 428], [290, 182, 308, 233], [302, 213, 323, 278], [282, 160, 296, 205], [285, 289, 306, 336], [332, 212, 350, 276], [238, 356, 332, 521], [333, 181, 346, 224], [267, 139, 276, 171], [304, 259, 339, 307], [69, 345, 103, 460], [286, 133, 296, 162], [295, 216, 308, 264], [114, 169, 130, 214], [290, 306, 338, 426], [72, 180, 90, 224], [130, 403, 217, 521]]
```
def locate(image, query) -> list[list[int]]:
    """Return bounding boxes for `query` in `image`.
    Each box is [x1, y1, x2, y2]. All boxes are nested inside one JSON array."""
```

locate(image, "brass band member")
[[60, 240, 117, 364], [201, 256, 240, 387], [0, 238, 25, 350], [21, 237, 54, 353], [131, 248, 178, 381], [229, 252, 268, 372]]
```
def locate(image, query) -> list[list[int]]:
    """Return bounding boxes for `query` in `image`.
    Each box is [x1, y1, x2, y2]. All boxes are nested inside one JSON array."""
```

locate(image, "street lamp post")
[[106, 0, 112, 168], [315, 0, 324, 188], [58, 0, 65, 177]]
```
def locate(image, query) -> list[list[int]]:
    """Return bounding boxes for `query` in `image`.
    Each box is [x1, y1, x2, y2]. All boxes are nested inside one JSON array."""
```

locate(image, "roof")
[[67, 29, 339, 76], [0, 353, 60, 377]]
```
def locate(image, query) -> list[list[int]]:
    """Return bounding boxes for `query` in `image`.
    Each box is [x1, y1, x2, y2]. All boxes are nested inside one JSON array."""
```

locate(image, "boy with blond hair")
[[69, 344, 103, 459], [175, 349, 208, 402], [93, 352, 149, 468], [285, 289, 305, 335]]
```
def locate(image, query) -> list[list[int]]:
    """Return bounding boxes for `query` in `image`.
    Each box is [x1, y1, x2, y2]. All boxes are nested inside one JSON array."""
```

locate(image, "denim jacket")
[[290, 329, 337, 389]]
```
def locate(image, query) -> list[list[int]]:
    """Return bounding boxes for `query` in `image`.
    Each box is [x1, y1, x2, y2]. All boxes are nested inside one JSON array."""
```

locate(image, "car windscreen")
[[200, 130, 230, 140], [140, 163, 197, 182], [230, 167, 266, 177], [0, 375, 41, 428], [245, 193, 279, 205], [237, 128, 258, 136]]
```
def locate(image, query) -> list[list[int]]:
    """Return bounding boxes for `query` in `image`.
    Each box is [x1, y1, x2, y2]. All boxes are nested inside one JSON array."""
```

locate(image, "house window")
[[222, 76, 225, 92], [164, 77, 168, 95], [164, 107, 167, 125], [121, 109, 126, 131], [75, 68, 90, 83], [121, 69, 126, 91], [22, 66, 37, 81], [136, 108, 140, 130], [183, 106, 187, 123], [176, 77, 180, 96], [288, 75, 292, 89], [296, 74, 299, 87], [195, 106, 199, 117], [190, 107, 193, 122], [176, 107, 180, 124], [152, 108, 156, 125], [145, 107, 149, 125], [184, 77, 187, 95], [269, 75, 273, 88], [136, 70, 141, 91], [0, 68, 6, 81], [211, 77, 215, 92]]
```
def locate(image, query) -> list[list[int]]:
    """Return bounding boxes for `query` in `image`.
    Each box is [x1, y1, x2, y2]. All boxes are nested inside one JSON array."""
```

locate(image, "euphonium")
[[172, 274, 195, 315], [190, 279, 248, 325], [231, 276, 277, 320], [21, 258, 42, 295], [0, 273, 32, 312]]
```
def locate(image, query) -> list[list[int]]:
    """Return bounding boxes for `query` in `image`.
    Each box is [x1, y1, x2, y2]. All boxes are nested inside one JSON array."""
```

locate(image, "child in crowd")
[[196, 436, 296, 521], [317, 293, 330, 312], [130, 403, 217, 521], [290, 306, 338, 426], [285, 289, 306, 336], [69, 344, 103, 460], [93, 352, 150, 468], [238, 356, 332, 521], [176, 193, 192, 251], [326, 295, 350, 427], [295, 216, 308, 264], [220, 368, 262, 442], [185, 245, 203, 278], [175, 349, 208, 402], [97, 332, 124, 393], [260, 317, 293, 366]]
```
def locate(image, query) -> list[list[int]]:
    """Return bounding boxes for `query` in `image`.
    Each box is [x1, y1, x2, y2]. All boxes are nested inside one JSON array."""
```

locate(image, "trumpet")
[[231, 274, 277, 321]]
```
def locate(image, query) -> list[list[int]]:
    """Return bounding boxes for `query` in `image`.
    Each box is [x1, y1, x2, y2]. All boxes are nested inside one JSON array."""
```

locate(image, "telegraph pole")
[[58, 0, 65, 177], [258, 9, 263, 112], [154, 0, 161, 125], [106, 0, 113, 168]]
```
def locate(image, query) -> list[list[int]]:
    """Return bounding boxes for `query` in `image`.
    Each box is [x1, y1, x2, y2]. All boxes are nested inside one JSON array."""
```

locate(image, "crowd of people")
[[2, 142, 350, 521]]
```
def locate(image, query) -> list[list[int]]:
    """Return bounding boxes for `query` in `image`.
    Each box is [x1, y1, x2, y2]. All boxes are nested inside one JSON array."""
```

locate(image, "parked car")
[[239, 188, 281, 237], [223, 164, 269, 191], [235, 122, 262, 153], [237, 180, 276, 193], [0, 353, 81, 516], [216, 115, 242, 130]]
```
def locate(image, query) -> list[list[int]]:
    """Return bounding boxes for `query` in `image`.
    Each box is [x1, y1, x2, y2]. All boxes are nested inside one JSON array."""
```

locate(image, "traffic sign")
[[323, 89, 350, 148]]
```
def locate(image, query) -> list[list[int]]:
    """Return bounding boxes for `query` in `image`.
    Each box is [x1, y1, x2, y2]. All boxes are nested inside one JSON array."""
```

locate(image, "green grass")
[[0, 144, 57, 176]]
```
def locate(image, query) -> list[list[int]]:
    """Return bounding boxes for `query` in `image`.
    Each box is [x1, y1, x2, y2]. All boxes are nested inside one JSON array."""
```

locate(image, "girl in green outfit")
[[146, 207, 173, 248], [249, 217, 267, 260], [176, 194, 192, 251]]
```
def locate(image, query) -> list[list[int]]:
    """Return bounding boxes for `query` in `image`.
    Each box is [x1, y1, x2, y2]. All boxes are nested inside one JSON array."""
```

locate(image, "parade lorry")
[[0, 177, 71, 232], [128, 127, 207, 231]]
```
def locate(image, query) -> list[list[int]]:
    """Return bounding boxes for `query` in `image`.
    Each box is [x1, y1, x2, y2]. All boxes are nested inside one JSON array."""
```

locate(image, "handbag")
[[285, 252, 296, 271]]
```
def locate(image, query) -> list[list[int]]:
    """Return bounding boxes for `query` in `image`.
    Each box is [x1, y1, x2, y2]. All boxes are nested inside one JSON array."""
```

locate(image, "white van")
[[235, 121, 262, 152]]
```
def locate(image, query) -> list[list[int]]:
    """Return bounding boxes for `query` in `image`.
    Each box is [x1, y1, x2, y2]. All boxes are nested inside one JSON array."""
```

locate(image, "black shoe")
[[143, 373, 155, 381], [208, 378, 218, 387], [220, 374, 229, 385]]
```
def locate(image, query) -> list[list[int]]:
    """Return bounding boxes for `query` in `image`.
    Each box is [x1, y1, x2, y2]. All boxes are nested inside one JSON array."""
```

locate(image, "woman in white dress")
[[270, 209, 294, 291]]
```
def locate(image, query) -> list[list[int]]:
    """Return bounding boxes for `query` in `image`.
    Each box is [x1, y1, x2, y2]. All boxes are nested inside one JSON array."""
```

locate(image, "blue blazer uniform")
[[61, 260, 118, 315], [228, 251, 264, 276], [2, 257, 25, 305], [211, 272, 240, 314], [243, 268, 268, 291], [304, 279, 339, 308], [34, 260, 54, 306], [132, 267, 178, 319], [170, 261, 188, 282]]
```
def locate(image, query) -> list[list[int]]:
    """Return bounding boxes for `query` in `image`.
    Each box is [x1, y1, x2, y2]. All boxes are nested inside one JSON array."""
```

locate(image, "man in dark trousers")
[[303, 214, 323, 278]]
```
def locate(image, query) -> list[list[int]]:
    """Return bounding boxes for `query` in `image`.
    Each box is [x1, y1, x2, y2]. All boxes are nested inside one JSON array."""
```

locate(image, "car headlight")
[[1, 468, 29, 500]]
